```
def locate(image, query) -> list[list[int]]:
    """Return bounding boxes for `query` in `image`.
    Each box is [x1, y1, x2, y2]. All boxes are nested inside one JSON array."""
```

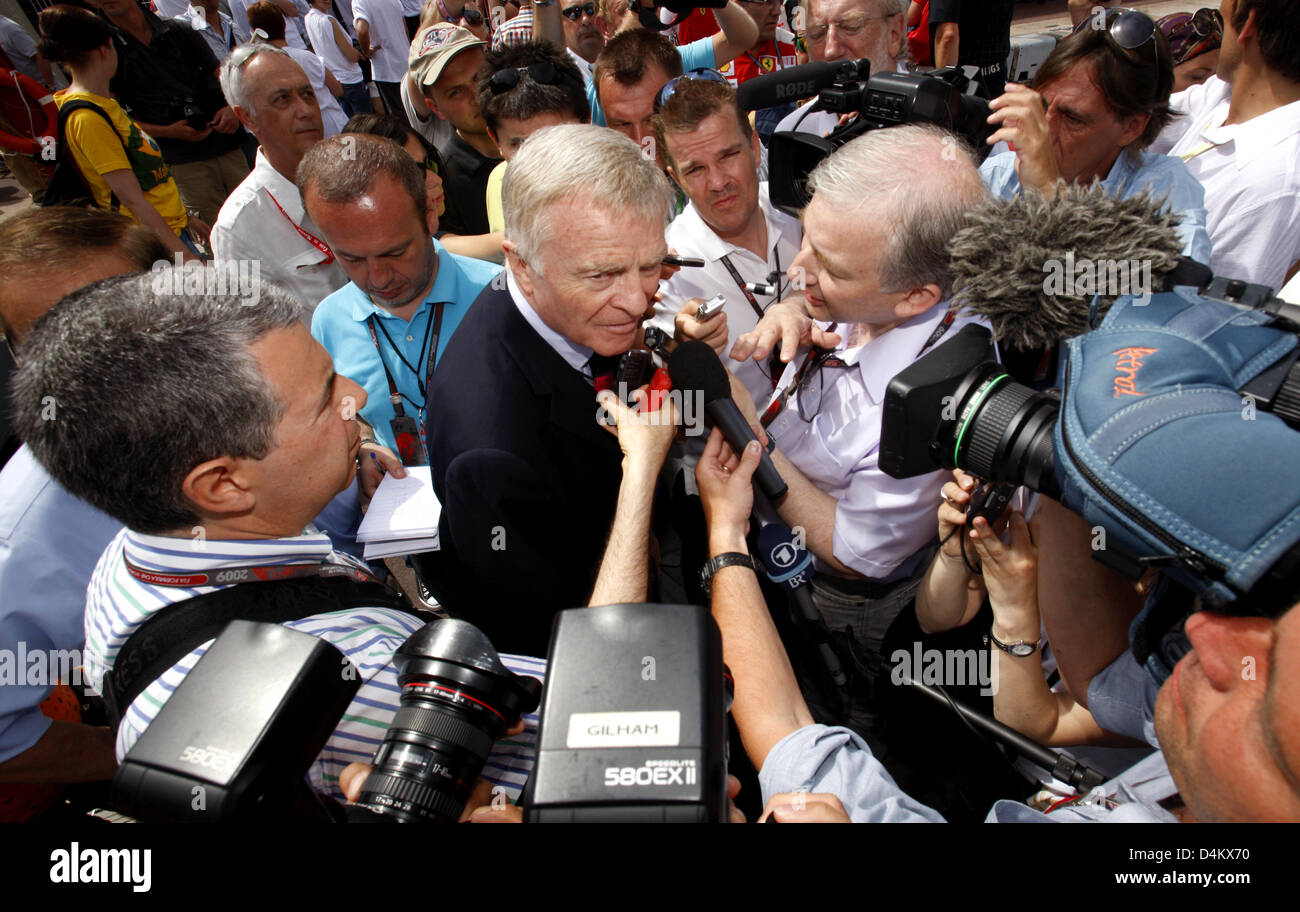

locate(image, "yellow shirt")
[[54, 90, 187, 234], [485, 159, 507, 234]]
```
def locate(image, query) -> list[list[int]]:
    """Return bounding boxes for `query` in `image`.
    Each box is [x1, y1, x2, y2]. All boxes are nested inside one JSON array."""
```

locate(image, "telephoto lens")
[[347, 619, 542, 823]]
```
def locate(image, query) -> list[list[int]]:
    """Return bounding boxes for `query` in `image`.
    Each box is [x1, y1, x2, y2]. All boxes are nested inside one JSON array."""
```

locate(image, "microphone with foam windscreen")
[[948, 183, 1192, 350], [735, 59, 867, 112], [668, 341, 787, 501], [757, 522, 846, 689]]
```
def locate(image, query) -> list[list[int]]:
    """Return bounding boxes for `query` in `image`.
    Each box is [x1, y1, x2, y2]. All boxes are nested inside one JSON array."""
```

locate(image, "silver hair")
[[501, 124, 672, 273], [12, 270, 304, 534], [220, 41, 292, 116], [806, 124, 988, 298]]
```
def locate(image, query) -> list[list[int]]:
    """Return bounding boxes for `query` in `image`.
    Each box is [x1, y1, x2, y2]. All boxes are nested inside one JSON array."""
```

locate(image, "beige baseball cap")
[[409, 23, 486, 89]]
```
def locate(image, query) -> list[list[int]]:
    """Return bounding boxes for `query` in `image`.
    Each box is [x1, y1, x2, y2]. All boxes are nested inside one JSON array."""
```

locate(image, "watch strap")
[[986, 628, 1043, 656], [700, 552, 756, 595]]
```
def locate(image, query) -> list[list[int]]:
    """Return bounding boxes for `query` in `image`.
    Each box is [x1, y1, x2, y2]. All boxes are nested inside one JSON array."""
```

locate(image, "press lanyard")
[[760, 309, 955, 428], [364, 301, 447, 418], [719, 246, 784, 321], [265, 189, 335, 266], [124, 552, 383, 588]]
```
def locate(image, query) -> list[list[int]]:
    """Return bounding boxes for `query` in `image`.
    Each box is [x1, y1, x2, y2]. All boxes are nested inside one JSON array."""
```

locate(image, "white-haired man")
[[775, 0, 906, 136], [212, 43, 349, 317], [728, 124, 990, 746], [418, 124, 673, 656]]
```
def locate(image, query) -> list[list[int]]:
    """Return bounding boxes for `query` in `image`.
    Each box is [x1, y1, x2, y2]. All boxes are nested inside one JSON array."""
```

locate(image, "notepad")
[[356, 466, 442, 560]]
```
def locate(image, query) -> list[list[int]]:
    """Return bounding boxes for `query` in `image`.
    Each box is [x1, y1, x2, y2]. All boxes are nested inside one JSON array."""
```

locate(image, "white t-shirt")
[[304, 7, 363, 83], [352, 0, 407, 82], [284, 45, 348, 136], [1150, 75, 1300, 291]]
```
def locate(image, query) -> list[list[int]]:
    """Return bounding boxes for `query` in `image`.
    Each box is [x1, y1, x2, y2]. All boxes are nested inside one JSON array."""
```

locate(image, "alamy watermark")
[[150, 255, 261, 306], [0, 642, 84, 687], [1043, 252, 1154, 305], [891, 641, 996, 696]]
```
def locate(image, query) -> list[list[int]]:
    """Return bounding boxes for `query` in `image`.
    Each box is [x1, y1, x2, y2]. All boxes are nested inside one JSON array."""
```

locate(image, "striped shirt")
[[85, 528, 544, 804]]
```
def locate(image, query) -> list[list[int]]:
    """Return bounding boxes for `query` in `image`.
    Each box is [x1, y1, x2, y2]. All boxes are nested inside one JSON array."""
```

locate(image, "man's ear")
[[486, 127, 506, 159], [232, 103, 256, 134], [749, 127, 762, 170], [1118, 111, 1149, 149], [182, 456, 256, 519], [503, 240, 534, 298], [895, 282, 942, 321], [884, 11, 905, 58], [423, 90, 448, 122]]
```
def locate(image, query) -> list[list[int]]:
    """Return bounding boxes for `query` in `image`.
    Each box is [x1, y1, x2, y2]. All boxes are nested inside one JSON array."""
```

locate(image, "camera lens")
[[953, 372, 1060, 496], [350, 620, 541, 823]]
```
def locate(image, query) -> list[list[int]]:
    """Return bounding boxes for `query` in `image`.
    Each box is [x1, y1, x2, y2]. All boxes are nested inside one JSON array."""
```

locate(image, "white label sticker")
[[566, 711, 681, 748]]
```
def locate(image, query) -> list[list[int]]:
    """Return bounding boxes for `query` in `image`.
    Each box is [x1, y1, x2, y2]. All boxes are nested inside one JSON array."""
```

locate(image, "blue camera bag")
[[1053, 288, 1300, 606]]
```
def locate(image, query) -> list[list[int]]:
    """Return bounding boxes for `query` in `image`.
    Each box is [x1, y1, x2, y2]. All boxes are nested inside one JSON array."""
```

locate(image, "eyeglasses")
[[803, 13, 886, 46], [655, 67, 729, 112], [1071, 7, 1160, 67], [561, 1, 596, 21], [488, 61, 566, 95]]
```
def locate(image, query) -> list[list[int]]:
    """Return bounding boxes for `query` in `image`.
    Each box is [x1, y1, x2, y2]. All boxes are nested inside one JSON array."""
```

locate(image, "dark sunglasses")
[[1190, 7, 1223, 37], [488, 61, 564, 95], [654, 67, 729, 112], [453, 5, 484, 26], [1072, 7, 1160, 66], [561, 1, 596, 20]]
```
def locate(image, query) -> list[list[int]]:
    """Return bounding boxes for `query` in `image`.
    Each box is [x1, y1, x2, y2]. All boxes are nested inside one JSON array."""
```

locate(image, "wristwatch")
[[700, 552, 756, 597], [986, 629, 1043, 657]]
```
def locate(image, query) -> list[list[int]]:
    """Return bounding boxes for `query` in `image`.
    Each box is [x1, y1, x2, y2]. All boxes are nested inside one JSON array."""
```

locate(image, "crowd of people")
[[1, 0, 1299, 824]]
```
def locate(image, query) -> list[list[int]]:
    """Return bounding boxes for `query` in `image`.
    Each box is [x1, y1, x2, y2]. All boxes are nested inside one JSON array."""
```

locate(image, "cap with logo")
[[409, 22, 486, 89]]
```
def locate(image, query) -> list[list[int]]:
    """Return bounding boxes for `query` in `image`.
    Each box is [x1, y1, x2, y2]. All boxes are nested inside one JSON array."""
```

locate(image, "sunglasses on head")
[[453, 5, 484, 26], [654, 68, 729, 112], [561, 1, 596, 20], [488, 61, 564, 95], [1072, 7, 1161, 66]]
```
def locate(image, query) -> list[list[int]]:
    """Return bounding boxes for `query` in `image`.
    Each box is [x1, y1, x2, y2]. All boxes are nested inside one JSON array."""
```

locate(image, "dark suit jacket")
[[420, 283, 624, 656]]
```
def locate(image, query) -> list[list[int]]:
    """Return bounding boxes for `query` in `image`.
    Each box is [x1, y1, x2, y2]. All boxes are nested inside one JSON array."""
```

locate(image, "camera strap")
[[104, 574, 420, 729]]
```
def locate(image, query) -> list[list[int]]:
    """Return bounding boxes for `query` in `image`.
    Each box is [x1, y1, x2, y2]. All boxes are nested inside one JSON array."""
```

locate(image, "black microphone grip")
[[704, 399, 787, 501], [789, 586, 847, 688]]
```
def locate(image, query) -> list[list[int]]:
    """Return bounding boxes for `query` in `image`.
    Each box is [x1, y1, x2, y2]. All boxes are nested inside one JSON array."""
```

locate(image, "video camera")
[[748, 60, 994, 215], [879, 274, 1300, 680]]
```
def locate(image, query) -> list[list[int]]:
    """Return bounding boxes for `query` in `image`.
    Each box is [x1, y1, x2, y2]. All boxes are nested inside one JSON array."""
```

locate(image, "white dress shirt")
[[762, 302, 986, 579], [507, 268, 594, 375], [1149, 75, 1300, 291], [211, 147, 349, 318], [652, 182, 802, 407], [567, 47, 594, 87]]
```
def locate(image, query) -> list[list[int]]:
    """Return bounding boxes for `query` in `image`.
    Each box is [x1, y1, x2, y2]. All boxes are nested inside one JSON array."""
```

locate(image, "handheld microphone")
[[668, 341, 787, 501], [757, 523, 846, 689], [736, 59, 868, 112]]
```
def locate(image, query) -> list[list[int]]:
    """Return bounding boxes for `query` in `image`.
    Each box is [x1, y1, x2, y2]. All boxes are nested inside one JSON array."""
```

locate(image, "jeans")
[[339, 81, 373, 119]]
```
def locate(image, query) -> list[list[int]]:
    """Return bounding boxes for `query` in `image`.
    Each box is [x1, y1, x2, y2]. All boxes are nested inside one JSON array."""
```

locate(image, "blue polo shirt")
[[311, 237, 501, 452]]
